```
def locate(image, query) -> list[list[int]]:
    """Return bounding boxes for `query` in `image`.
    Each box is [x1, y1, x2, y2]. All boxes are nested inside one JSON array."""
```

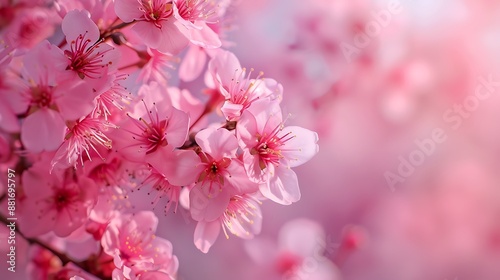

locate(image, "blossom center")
[[176, 0, 216, 23], [225, 68, 265, 117], [30, 85, 54, 109], [251, 124, 295, 170], [122, 235, 143, 259], [52, 184, 79, 212], [275, 252, 302, 275], [197, 153, 231, 195], [88, 158, 121, 186], [140, 170, 181, 213], [221, 195, 259, 238], [140, 0, 174, 27], [120, 230, 154, 261], [65, 31, 113, 79], [127, 102, 171, 155], [144, 119, 168, 153]]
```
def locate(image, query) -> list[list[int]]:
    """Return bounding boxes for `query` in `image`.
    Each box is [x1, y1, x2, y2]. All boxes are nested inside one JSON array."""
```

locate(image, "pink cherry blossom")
[[85, 192, 122, 240], [19, 159, 98, 237], [188, 127, 258, 227], [113, 83, 190, 162], [2, 7, 57, 50], [193, 193, 262, 253], [11, 41, 97, 152], [237, 99, 319, 205], [244, 218, 342, 280], [21, 108, 67, 152], [172, 0, 221, 49], [26, 245, 63, 280], [51, 115, 115, 170], [61, 9, 119, 79], [194, 127, 257, 195], [208, 50, 283, 120], [120, 101, 188, 155], [114, 0, 189, 54], [101, 211, 179, 279], [136, 142, 203, 214]]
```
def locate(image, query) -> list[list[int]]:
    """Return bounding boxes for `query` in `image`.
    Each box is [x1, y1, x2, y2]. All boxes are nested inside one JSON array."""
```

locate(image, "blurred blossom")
[[244, 218, 342, 280]]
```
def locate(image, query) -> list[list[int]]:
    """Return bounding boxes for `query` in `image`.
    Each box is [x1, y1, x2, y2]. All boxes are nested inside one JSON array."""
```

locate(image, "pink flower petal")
[[247, 99, 283, 133], [195, 127, 238, 160], [194, 220, 221, 253], [158, 21, 190, 54], [21, 163, 55, 198], [226, 196, 262, 238], [166, 87, 205, 124], [0, 96, 20, 132], [1, 78, 29, 114], [260, 167, 300, 205], [236, 110, 259, 146], [54, 203, 87, 237], [19, 198, 56, 237], [131, 211, 159, 232], [165, 107, 189, 148], [55, 80, 95, 120], [23, 40, 67, 84], [94, 43, 121, 73], [21, 108, 66, 152], [189, 186, 230, 222], [114, 0, 143, 22], [187, 22, 221, 49], [146, 148, 202, 186], [220, 102, 244, 120], [101, 225, 121, 256], [131, 22, 164, 50], [172, 3, 201, 30], [149, 238, 176, 269], [208, 50, 242, 93], [225, 160, 259, 194], [179, 45, 206, 82], [280, 126, 319, 168], [62, 9, 99, 42], [253, 78, 283, 101]]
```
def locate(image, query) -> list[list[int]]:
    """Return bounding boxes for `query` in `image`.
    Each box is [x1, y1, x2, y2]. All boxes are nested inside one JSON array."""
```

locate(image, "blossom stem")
[[118, 61, 143, 71], [100, 20, 136, 41], [189, 91, 224, 130], [0, 213, 108, 279], [189, 105, 211, 130]]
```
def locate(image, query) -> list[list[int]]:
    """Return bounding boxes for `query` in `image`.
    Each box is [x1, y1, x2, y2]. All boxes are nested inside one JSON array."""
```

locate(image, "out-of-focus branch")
[[0, 213, 106, 279]]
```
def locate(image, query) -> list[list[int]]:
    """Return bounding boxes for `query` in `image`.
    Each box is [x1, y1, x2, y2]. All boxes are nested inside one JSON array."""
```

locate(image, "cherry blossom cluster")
[[0, 0, 319, 279]]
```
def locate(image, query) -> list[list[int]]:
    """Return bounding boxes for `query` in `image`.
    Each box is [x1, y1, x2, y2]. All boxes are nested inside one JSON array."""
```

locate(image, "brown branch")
[[0, 213, 105, 278]]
